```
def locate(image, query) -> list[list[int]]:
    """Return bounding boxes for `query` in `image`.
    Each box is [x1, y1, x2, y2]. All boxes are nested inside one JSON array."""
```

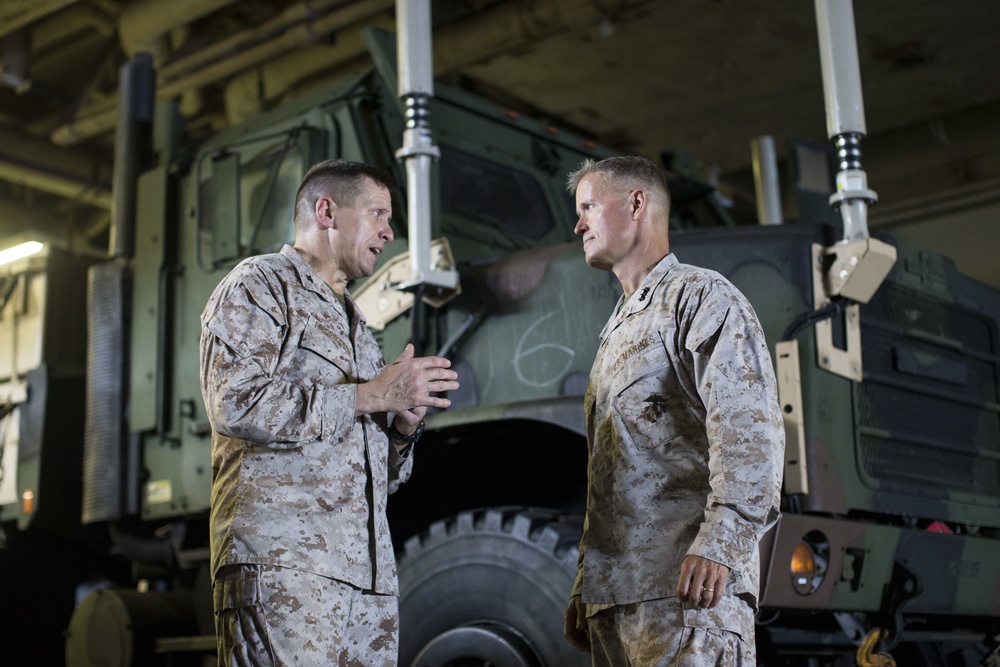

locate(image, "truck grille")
[[857, 283, 1000, 502]]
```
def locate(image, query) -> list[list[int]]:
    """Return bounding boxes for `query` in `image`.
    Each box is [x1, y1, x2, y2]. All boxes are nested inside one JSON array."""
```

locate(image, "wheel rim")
[[411, 621, 542, 667]]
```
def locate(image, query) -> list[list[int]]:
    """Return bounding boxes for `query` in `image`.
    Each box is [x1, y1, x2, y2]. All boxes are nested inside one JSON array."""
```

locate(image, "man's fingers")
[[414, 372, 458, 396], [375, 353, 460, 413], [676, 574, 689, 600], [416, 365, 458, 394], [677, 554, 730, 608], [421, 355, 452, 370], [430, 379, 460, 391], [698, 584, 716, 608], [398, 356, 455, 380], [563, 598, 591, 654], [427, 368, 458, 381], [691, 574, 727, 608]]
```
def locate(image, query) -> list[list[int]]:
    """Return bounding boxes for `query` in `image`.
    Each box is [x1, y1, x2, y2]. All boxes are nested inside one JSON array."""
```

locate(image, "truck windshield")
[[439, 144, 555, 242]]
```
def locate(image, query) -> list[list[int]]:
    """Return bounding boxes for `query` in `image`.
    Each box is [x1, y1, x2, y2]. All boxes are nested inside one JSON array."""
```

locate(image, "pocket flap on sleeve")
[[213, 568, 261, 611]]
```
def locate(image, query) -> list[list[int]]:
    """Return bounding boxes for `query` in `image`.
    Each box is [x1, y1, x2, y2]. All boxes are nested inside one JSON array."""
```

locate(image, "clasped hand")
[[356, 344, 459, 432]]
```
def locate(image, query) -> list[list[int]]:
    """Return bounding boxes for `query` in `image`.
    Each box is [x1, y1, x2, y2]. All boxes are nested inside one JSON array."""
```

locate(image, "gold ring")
[[702, 587, 714, 592]]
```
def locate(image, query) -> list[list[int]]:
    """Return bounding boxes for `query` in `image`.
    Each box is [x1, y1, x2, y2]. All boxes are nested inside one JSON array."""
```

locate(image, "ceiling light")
[[0, 241, 44, 267]]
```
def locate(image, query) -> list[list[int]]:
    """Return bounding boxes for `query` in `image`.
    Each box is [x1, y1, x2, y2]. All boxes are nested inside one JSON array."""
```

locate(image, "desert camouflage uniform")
[[573, 253, 784, 663], [200, 245, 412, 665], [588, 598, 753, 666]]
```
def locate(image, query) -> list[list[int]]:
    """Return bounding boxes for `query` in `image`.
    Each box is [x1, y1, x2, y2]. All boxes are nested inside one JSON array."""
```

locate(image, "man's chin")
[[360, 258, 378, 277]]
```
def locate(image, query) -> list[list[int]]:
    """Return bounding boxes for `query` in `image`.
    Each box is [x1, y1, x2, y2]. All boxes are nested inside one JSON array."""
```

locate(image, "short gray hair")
[[295, 159, 393, 223], [566, 156, 670, 211]]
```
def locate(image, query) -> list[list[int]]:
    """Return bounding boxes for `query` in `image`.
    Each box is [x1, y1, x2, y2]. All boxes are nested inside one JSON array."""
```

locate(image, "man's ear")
[[629, 189, 646, 220], [315, 196, 337, 229]]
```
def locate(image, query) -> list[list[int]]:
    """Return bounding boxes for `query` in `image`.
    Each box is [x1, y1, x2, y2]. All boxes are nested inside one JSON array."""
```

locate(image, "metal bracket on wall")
[[353, 237, 461, 331], [812, 243, 863, 382], [776, 340, 808, 495]]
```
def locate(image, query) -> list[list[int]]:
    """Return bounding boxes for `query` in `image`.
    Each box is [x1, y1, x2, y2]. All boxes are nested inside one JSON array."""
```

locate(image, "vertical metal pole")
[[814, 0, 877, 242], [751, 135, 783, 225], [109, 52, 155, 259], [395, 0, 457, 292]]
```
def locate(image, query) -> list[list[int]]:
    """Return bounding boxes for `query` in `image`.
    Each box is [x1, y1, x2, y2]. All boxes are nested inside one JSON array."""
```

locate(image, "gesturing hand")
[[356, 344, 459, 418]]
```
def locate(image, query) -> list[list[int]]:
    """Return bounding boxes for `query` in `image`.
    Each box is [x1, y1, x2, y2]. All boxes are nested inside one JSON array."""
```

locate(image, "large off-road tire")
[[397, 507, 589, 667]]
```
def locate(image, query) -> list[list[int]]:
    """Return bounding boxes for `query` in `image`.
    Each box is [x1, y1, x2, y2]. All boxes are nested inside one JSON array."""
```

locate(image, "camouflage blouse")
[[573, 253, 784, 638], [200, 245, 412, 594]]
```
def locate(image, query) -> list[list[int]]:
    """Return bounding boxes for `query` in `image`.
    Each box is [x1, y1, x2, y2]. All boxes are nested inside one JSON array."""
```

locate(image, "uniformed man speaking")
[[200, 159, 458, 665], [563, 156, 784, 665]]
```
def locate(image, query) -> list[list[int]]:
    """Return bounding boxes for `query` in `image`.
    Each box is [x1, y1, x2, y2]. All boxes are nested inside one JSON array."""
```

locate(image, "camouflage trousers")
[[587, 597, 754, 666], [214, 564, 398, 667]]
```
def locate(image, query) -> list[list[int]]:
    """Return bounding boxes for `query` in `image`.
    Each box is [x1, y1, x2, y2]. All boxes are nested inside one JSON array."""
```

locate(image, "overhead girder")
[[50, 0, 648, 146], [0, 0, 80, 38], [0, 126, 111, 209]]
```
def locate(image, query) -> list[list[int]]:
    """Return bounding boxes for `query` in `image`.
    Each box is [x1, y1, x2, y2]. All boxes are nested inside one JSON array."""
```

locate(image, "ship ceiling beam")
[[0, 126, 111, 209]]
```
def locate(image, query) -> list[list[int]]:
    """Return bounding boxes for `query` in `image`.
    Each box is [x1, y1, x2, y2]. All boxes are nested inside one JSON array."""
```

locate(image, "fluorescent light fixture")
[[0, 241, 44, 266]]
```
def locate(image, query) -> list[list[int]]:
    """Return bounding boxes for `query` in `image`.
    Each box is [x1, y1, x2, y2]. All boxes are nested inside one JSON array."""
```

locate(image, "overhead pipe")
[[0, 199, 102, 238], [222, 14, 394, 125], [53, 0, 657, 147], [32, 2, 116, 52], [432, 0, 653, 75], [0, 126, 111, 208], [156, 0, 392, 96], [52, 0, 394, 145], [51, 0, 657, 147], [0, 0, 79, 38], [118, 0, 239, 57], [160, 0, 394, 83]]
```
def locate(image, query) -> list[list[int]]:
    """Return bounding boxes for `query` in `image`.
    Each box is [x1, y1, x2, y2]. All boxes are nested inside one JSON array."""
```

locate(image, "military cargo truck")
[[1, 16, 998, 667]]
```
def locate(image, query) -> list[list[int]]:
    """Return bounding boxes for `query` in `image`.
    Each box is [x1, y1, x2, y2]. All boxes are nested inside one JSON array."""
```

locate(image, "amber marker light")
[[791, 543, 816, 576], [790, 531, 829, 595], [22, 488, 35, 515]]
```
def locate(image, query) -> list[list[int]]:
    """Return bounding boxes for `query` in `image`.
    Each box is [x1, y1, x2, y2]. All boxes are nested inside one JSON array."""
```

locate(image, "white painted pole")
[[814, 0, 877, 242], [395, 0, 457, 291]]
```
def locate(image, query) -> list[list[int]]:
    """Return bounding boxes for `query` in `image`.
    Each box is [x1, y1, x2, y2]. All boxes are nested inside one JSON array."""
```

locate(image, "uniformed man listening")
[[200, 159, 459, 666], [563, 155, 784, 665]]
